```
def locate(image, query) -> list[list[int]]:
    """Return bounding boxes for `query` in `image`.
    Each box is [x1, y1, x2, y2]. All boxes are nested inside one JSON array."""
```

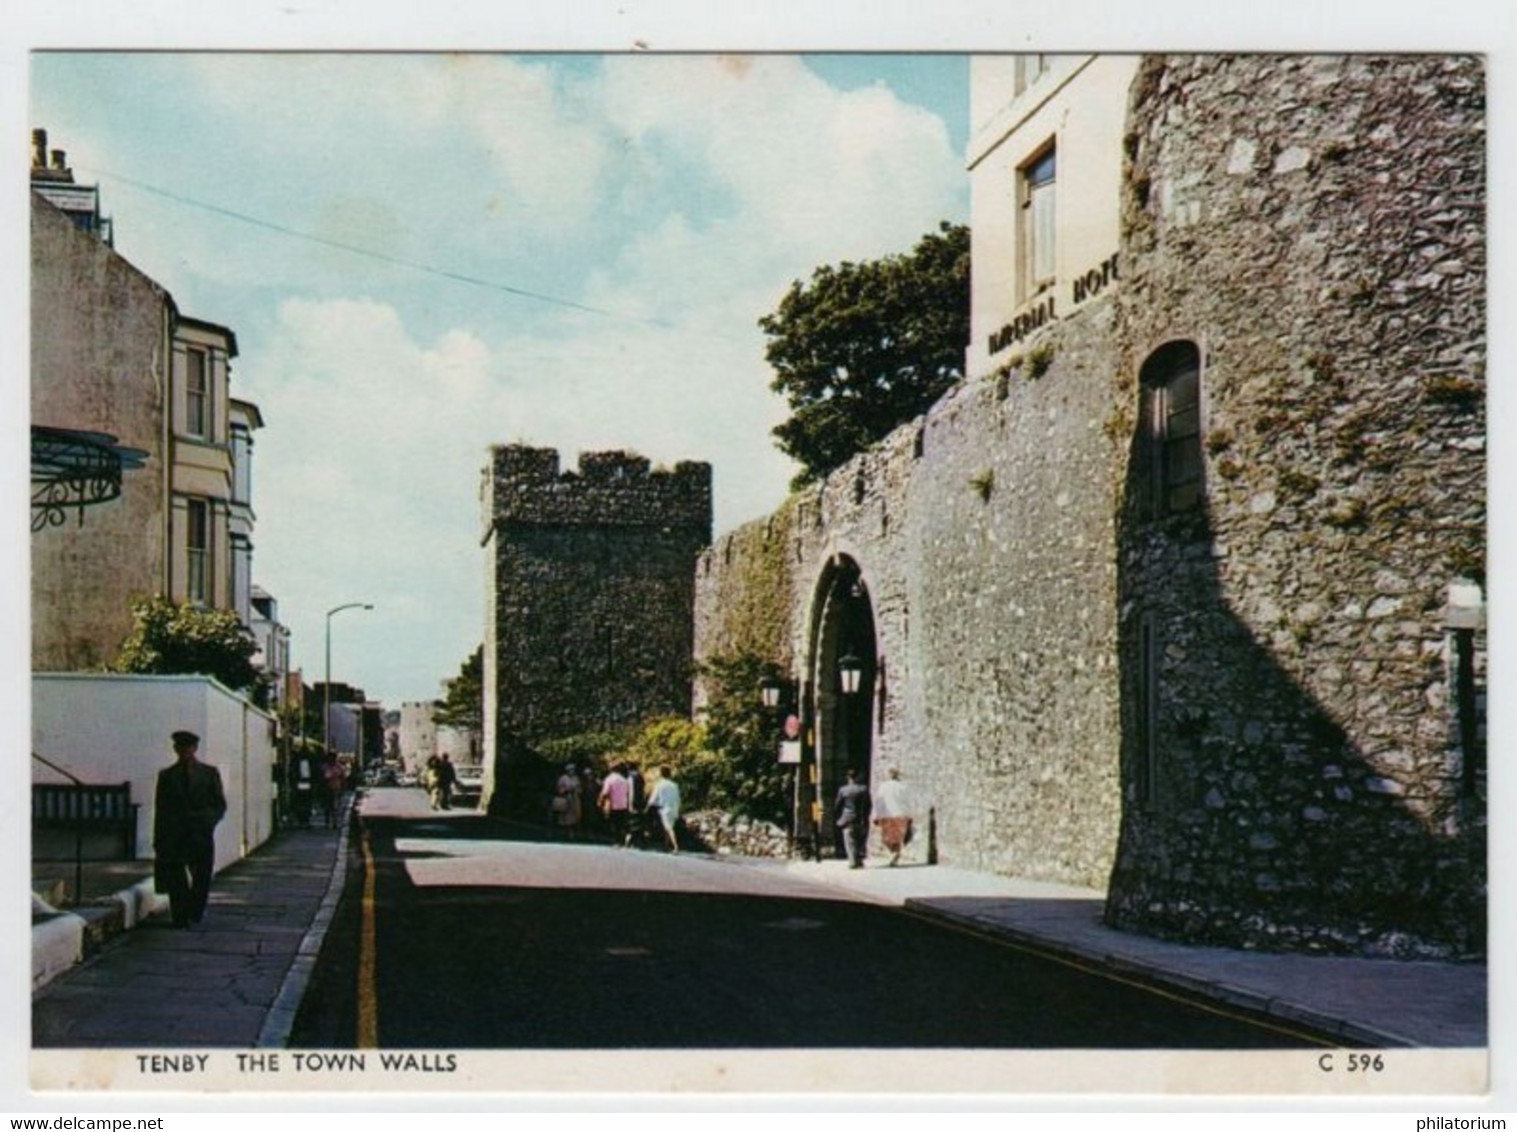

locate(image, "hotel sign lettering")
[[988, 294, 1056, 355], [1071, 252, 1121, 304], [988, 252, 1120, 356]]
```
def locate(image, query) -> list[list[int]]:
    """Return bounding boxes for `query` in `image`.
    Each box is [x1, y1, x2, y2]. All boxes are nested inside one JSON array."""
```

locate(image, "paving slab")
[[32, 800, 352, 1049]]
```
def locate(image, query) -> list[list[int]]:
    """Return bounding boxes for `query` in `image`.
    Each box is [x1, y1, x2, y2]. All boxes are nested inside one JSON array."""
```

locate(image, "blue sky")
[[12, 4, 1511, 717], [27, 50, 970, 705], [8, 0, 1517, 1114]]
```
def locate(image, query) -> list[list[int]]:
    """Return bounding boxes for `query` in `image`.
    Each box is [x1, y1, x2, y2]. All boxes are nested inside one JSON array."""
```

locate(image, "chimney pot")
[[51, 149, 66, 171], [31, 128, 47, 168]]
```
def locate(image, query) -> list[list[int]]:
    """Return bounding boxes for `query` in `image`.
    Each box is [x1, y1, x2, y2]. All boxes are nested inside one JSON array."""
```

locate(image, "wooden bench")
[[32, 782, 140, 860]]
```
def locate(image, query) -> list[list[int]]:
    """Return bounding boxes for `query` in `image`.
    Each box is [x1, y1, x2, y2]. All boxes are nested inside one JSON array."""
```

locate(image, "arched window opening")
[[1139, 340, 1203, 517]]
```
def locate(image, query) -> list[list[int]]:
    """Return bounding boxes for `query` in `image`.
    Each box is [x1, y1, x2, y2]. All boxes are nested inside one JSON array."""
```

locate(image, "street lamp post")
[[324, 602, 373, 761]]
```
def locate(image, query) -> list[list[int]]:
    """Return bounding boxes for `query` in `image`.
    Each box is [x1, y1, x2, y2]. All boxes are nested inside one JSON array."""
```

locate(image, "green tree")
[[760, 221, 970, 487], [624, 716, 714, 792], [693, 653, 791, 826], [112, 596, 262, 694], [538, 728, 636, 775], [434, 645, 483, 732]]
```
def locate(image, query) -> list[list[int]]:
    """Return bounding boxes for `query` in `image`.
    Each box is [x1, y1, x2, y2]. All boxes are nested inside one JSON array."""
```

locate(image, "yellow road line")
[[899, 906, 1339, 1049], [356, 820, 379, 1048]]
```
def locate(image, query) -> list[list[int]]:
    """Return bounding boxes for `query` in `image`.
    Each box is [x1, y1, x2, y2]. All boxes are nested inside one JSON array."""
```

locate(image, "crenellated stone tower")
[[479, 445, 712, 813]]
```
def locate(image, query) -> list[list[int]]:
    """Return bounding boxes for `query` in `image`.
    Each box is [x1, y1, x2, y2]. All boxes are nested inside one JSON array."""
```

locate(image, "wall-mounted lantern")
[[759, 674, 784, 711], [838, 652, 865, 695]]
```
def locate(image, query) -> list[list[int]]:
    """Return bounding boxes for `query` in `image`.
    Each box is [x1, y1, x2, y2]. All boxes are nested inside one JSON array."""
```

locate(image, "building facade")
[[693, 54, 1485, 957], [479, 445, 712, 812], [31, 132, 265, 673], [398, 700, 439, 774], [249, 585, 293, 712]]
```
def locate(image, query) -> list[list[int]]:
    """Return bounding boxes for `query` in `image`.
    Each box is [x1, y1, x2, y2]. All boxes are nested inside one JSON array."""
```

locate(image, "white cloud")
[[34, 52, 967, 703], [466, 59, 613, 233], [585, 55, 962, 318], [240, 310, 735, 701]]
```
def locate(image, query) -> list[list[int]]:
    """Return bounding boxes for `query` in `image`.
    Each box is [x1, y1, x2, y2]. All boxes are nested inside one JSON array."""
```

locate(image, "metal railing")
[[32, 752, 139, 907]]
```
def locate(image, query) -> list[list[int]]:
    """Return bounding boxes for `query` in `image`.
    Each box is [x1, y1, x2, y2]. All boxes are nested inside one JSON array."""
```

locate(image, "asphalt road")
[[290, 789, 1324, 1050]]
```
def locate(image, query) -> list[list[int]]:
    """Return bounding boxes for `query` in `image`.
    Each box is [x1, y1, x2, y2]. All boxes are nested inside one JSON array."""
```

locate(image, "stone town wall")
[[695, 54, 1485, 955], [482, 446, 712, 808], [1103, 55, 1486, 957], [697, 296, 1126, 890]]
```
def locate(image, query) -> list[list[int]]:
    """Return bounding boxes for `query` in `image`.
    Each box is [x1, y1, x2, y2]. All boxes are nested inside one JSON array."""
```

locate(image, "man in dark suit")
[[834, 767, 871, 869], [154, 730, 227, 928]]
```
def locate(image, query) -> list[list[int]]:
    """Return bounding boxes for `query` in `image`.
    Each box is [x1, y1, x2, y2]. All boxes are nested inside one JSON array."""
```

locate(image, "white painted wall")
[[32, 673, 278, 868], [967, 54, 1139, 379]]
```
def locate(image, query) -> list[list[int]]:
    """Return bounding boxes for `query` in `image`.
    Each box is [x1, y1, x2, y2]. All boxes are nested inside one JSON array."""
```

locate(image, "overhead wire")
[[90, 165, 744, 342]]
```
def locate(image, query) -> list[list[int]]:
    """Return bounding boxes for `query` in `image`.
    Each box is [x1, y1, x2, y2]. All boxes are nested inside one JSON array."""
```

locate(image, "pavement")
[[31, 803, 351, 1048], [30, 790, 1487, 1050]]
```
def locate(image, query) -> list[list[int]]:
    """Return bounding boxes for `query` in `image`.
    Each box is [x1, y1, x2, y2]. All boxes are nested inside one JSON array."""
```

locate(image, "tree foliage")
[[433, 645, 483, 732], [691, 653, 791, 826], [519, 652, 792, 827], [537, 728, 635, 774], [623, 716, 712, 782], [112, 596, 261, 694], [760, 221, 970, 487]]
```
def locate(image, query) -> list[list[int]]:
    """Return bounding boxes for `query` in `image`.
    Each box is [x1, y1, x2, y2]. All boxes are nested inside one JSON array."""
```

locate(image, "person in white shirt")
[[872, 767, 913, 866], [647, 766, 682, 854]]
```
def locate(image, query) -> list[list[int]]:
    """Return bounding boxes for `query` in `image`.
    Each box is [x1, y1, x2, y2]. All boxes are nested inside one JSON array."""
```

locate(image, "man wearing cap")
[[153, 730, 228, 928]]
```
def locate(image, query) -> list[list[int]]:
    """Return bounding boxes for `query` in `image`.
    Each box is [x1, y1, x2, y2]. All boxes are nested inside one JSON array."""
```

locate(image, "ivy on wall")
[[704, 497, 799, 668]]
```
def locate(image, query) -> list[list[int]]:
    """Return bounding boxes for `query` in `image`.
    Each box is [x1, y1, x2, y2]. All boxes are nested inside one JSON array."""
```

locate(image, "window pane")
[[1166, 367, 1199, 413], [187, 501, 208, 603], [1030, 183, 1056, 284], [1165, 438, 1202, 484], [1168, 481, 1201, 514], [1027, 149, 1056, 187], [1137, 341, 1204, 517], [1168, 406, 1200, 440], [186, 351, 207, 436]]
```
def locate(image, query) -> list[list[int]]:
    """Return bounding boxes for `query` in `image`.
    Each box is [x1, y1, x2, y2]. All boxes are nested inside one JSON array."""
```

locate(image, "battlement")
[[483, 444, 712, 534], [481, 442, 715, 781]]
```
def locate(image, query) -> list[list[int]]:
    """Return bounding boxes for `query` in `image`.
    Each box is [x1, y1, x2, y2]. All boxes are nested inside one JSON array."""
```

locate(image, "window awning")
[[31, 425, 149, 532]]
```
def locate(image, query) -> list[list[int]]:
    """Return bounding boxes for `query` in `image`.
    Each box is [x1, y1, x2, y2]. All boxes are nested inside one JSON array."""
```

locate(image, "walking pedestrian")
[[424, 755, 443, 810], [834, 767, 871, 869], [872, 767, 914, 866], [627, 763, 646, 812], [319, 752, 345, 828], [552, 763, 583, 838], [291, 753, 314, 827], [153, 730, 227, 928], [578, 763, 601, 830], [646, 766, 682, 853], [436, 753, 458, 810], [625, 762, 650, 848], [599, 762, 633, 845]]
